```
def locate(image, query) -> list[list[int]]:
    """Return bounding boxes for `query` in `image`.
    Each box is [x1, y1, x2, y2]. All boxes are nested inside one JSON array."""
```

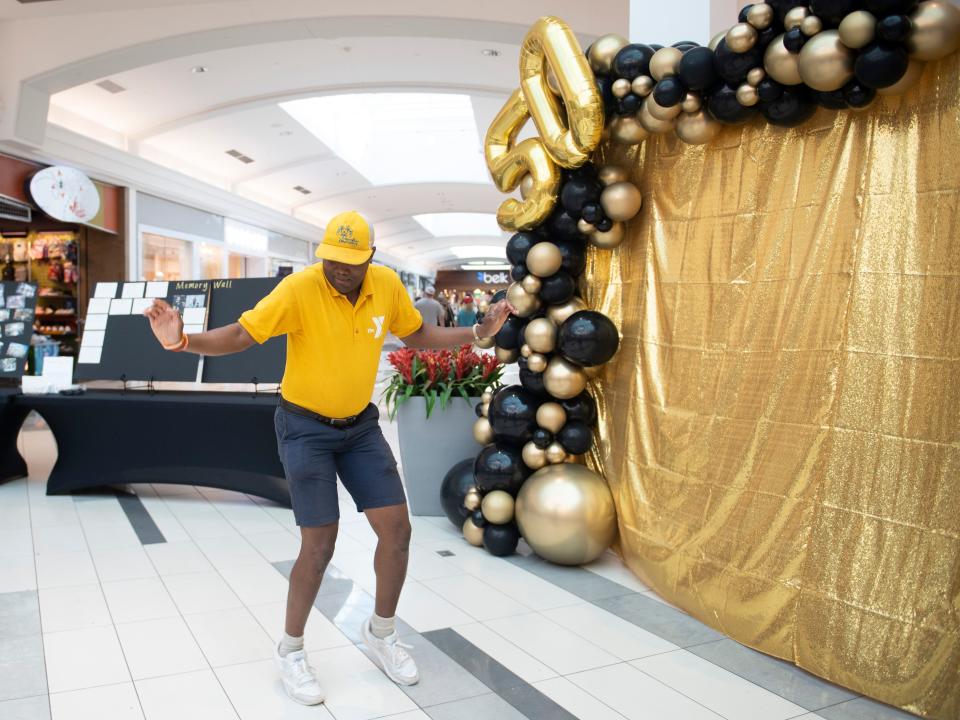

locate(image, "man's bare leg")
[[364, 504, 412, 618], [285, 523, 338, 636]]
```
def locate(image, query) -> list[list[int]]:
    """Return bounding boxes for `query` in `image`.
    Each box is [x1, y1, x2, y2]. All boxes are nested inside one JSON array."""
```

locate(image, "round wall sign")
[[29, 166, 100, 223]]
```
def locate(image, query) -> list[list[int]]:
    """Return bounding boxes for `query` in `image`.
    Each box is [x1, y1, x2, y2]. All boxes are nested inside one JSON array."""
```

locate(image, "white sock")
[[278, 632, 304, 657], [370, 613, 396, 639]]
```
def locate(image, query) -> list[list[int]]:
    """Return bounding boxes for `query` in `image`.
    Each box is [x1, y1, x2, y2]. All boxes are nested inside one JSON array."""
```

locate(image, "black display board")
[[201, 277, 284, 384], [0, 282, 38, 378]]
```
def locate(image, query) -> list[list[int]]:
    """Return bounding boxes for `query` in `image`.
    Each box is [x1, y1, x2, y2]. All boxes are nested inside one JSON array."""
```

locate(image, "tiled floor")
[[0, 401, 921, 720]]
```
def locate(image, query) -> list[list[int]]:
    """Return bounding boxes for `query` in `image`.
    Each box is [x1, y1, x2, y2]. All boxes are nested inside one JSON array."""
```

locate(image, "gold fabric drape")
[[587, 54, 960, 720]]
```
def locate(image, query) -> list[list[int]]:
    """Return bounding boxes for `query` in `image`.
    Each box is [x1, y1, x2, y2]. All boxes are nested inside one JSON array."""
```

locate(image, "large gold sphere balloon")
[[519, 173, 535, 200], [801, 15, 823, 37], [515, 464, 618, 565], [709, 29, 728, 50], [521, 274, 542, 295], [525, 242, 563, 277], [727, 23, 759, 53], [481, 490, 515, 525], [736, 83, 760, 106], [464, 490, 482, 512], [610, 115, 649, 145], [639, 102, 676, 134], [877, 58, 926, 95], [598, 165, 629, 186], [589, 34, 629, 74], [631, 75, 655, 96], [495, 345, 519, 364], [798, 30, 855, 91], [784, 6, 810, 30], [522, 441, 548, 470], [462, 518, 484, 546], [838, 10, 877, 49], [747, 67, 766, 87], [527, 353, 548, 373], [907, 0, 960, 61], [600, 182, 643, 222], [676, 110, 722, 145], [546, 297, 587, 326], [649, 47, 683, 80], [590, 223, 626, 250], [475, 335, 495, 349], [536, 402, 567, 434], [525, 317, 557, 354], [506, 282, 541, 318], [765, 34, 804, 85], [645, 93, 683, 121], [543, 357, 588, 400], [747, 3, 774, 30], [473, 417, 494, 445], [545, 442, 568, 464], [611, 78, 632, 98], [680, 92, 703, 113]]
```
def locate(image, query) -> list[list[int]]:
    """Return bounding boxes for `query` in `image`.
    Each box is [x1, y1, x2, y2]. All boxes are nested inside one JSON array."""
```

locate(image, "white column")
[[629, 0, 741, 46]]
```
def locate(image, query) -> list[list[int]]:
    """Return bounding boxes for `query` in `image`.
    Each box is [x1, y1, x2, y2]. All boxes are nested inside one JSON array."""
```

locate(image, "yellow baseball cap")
[[315, 211, 375, 265]]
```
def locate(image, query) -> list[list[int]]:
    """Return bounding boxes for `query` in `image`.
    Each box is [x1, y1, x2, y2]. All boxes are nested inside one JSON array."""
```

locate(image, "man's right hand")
[[143, 299, 184, 347]]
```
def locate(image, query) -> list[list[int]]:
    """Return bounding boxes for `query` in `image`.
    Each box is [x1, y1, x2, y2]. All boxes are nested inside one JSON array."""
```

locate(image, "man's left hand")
[[477, 300, 516, 339]]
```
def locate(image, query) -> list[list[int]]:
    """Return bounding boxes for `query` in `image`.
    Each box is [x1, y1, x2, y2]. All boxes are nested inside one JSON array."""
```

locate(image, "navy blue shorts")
[[274, 403, 407, 527]]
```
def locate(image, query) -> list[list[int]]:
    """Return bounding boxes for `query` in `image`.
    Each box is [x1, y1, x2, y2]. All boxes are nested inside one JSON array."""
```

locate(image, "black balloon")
[[613, 43, 656, 79], [560, 178, 602, 215], [439, 458, 479, 529], [653, 77, 685, 107], [813, 88, 848, 108], [558, 311, 621, 367], [561, 392, 598, 425], [491, 289, 508, 305], [471, 509, 488, 528], [494, 316, 526, 350], [558, 420, 594, 455], [864, 0, 917, 15], [539, 272, 576, 305], [854, 42, 908, 88], [510, 264, 528, 282], [842, 79, 876, 107], [595, 217, 614, 232], [475, 403, 485, 418], [488, 385, 539, 445], [713, 40, 765, 84], [618, 94, 642, 115], [506, 233, 538, 266], [532, 428, 553, 449], [595, 75, 618, 116], [553, 236, 588, 277], [580, 202, 604, 225], [738, 3, 754, 22], [762, 85, 817, 127], [783, 27, 806, 53], [474, 443, 530, 495], [877, 14, 912, 42], [768, 0, 799, 22], [757, 25, 779, 48], [545, 207, 586, 243], [673, 40, 701, 48], [678, 47, 718, 90], [649, 44, 664, 51], [757, 78, 785, 102], [483, 522, 521, 557], [568, 163, 599, 182], [519, 368, 549, 396], [707, 83, 758, 124], [810, 0, 863, 27]]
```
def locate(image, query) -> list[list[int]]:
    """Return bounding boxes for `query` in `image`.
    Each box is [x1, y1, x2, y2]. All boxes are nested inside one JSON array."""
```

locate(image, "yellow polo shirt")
[[238, 264, 423, 418]]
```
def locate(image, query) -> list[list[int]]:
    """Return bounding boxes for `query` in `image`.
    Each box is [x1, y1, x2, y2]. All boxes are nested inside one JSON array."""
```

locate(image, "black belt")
[[280, 398, 362, 428]]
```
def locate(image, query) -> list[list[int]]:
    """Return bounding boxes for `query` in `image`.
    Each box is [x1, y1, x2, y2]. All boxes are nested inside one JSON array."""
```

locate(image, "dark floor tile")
[[594, 592, 724, 647], [506, 553, 635, 602]]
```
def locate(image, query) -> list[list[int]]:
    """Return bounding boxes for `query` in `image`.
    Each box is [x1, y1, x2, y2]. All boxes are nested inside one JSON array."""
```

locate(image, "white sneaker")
[[361, 620, 420, 685], [275, 645, 325, 705]]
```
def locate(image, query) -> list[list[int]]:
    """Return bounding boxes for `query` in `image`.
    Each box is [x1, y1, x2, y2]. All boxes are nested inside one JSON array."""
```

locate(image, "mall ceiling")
[[4, 0, 628, 271]]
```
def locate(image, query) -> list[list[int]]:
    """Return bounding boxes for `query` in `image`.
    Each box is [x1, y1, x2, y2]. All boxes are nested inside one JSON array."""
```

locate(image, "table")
[[4, 390, 290, 506]]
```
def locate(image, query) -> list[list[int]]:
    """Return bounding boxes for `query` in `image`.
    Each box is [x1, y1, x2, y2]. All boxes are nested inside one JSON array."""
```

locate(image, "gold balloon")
[[709, 29, 728, 51], [650, 47, 683, 81], [464, 490, 482, 511], [598, 165, 629, 186], [584, 364, 604, 379], [543, 357, 588, 400], [609, 115, 649, 145], [801, 15, 823, 36], [639, 102, 677, 133], [473, 417, 494, 445], [600, 182, 643, 222], [520, 343, 533, 358], [646, 93, 683, 121], [536, 402, 567, 434], [877, 58, 926, 95], [577, 218, 596, 234], [727, 23, 759, 53], [681, 92, 702, 113], [784, 6, 810, 30], [525, 242, 563, 277], [764, 34, 803, 85], [478, 301, 490, 313], [525, 317, 557, 354], [676, 110, 722, 145], [747, 3, 774, 30], [546, 297, 587, 326], [521, 274, 542, 295], [522, 441, 548, 470], [736, 83, 760, 106], [475, 335, 495, 349], [839, 10, 877, 49], [588, 33, 629, 74], [798, 30, 855, 91], [480, 402, 489, 417], [481, 390, 493, 404], [507, 282, 541, 318], [590, 222, 626, 250], [527, 353, 548, 373], [612, 78, 632, 98], [481, 490, 515, 524], [631, 75, 655, 96], [907, 0, 960, 61], [545, 442, 568, 464], [519, 173, 535, 200], [462, 518, 484, 546], [515, 463, 618, 565], [747, 67, 766, 87], [495, 346, 519, 364]]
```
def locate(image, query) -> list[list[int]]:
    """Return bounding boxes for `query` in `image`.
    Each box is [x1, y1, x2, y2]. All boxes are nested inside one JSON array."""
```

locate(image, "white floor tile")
[[247, 602, 353, 652], [178, 514, 240, 540], [116, 616, 209, 680], [0, 554, 37, 592], [35, 550, 98, 589], [43, 625, 131, 693], [338, 522, 379, 550], [136, 669, 239, 720], [194, 534, 266, 568], [374, 711, 430, 720], [0, 527, 34, 557], [569, 662, 723, 720], [184, 607, 275, 667], [31, 524, 86, 556], [28, 503, 80, 529], [542, 603, 679, 660], [452, 623, 557, 683], [91, 547, 157, 583], [0, 503, 30, 530], [308, 644, 417, 720], [243, 531, 301, 563], [215, 659, 336, 720], [631, 650, 808, 720], [39, 583, 112, 632], [422, 575, 531, 621], [534, 676, 627, 720], [50, 681, 145, 720], [583, 551, 651, 593], [405, 545, 463, 581], [74, 499, 128, 525], [101, 577, 179, 625], [408, 517, 462, 546], [161, 571, 243, 615], [217, 561, 290, 606], [330, 550, 378, 594], [145, 542, 214, 576], [484, 613, 619, 675], [394, 581, 473, 632]]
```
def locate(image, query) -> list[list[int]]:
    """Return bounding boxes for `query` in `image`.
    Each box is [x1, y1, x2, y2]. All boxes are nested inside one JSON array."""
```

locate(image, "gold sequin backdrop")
[[586, 53, 960, 720]]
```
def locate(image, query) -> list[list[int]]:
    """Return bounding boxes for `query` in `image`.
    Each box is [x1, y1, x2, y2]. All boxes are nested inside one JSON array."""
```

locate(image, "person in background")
[[414, 285, 444, 327], [437, 294, 455, 327], [457, 295, 477, 327]]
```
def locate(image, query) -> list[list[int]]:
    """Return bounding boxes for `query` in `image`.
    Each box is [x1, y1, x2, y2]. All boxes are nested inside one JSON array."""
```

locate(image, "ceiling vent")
[[0, 195, 32, 223], [96, 79, 126, 94], [293, 186, 312, 195], [17, 1, 61, 3], [225, 149, 255, 164]]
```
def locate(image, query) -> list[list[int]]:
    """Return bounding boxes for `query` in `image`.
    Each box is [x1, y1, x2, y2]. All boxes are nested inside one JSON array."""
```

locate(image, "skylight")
[[279, 94, 490, 186], [449, 245, 508, 259], [413, 213, 504, 238]]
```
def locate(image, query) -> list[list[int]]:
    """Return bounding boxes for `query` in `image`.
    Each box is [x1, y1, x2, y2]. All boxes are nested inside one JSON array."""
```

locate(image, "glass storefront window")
[[198, 243, 224, 279], [229, 253, 269, 278], [141, 233, 191, 281]]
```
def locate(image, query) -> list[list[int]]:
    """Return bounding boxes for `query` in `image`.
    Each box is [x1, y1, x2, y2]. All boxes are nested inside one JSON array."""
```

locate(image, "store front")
[[433, 268, 510, 301]]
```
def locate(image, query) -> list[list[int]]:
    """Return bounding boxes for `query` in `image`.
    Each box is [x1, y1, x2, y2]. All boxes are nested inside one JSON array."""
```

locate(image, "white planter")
[[397, 396, 481, 516]]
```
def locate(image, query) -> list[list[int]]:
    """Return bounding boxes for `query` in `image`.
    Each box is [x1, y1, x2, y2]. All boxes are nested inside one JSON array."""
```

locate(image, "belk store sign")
[[433, 269, 511, 293]]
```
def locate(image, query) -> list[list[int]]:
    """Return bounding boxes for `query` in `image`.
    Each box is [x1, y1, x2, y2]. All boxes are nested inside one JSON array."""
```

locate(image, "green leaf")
[[425, 389, 437, 418]]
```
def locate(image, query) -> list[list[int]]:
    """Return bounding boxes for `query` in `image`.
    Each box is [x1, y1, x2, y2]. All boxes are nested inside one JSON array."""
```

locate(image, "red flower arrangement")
[[383, 344, 503, 419]]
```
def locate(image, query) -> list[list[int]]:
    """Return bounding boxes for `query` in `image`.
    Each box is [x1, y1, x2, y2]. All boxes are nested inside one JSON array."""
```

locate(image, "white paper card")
[[184, 325, 204, 335], [109, 299, 133, 315], [87, 298, 111, 315], [85, 314, 108, 331], [131, 298, 154, 315], [146, 281, 168, 298], [78, 346, 102, 364], [122, 282, 145, 299], [182, 307, 206, 325], [42, 357, 74, 389], [94, 282, 118, 299], [81, 330, 106, 347], [21, 376, 52, 394]]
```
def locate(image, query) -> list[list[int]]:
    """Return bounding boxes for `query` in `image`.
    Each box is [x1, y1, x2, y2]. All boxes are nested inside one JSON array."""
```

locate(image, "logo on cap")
[[336, 224, 358, 247]]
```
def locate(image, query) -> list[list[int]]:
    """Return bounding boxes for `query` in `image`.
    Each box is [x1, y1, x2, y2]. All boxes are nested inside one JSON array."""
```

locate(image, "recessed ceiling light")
[[481, 49, 501, 57], [191, 66, 208, 74]]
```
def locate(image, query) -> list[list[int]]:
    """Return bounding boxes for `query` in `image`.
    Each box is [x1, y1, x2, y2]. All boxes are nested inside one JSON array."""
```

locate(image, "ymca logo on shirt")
[[368, 315, 385, 339]]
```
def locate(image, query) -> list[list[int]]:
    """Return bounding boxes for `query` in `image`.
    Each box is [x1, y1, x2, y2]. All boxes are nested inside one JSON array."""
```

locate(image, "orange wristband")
[[163, 333, 189, 352]]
